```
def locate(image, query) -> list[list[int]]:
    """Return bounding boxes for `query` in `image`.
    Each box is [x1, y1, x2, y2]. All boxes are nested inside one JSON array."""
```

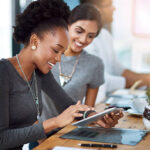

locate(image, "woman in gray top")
[[41, 3, 123, 132], [0, 0, 96, 149], [41, 4, 104, 121], [51, 4, 104, 107]]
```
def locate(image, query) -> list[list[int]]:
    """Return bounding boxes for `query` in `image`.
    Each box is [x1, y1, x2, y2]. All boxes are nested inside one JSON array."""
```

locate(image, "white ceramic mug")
[[131, 98, 148, 113]]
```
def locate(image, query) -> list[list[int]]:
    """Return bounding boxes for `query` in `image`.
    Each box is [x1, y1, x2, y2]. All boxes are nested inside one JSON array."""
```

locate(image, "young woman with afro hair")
[[0, 1, 123, 149], [0, 0, 95, 149]]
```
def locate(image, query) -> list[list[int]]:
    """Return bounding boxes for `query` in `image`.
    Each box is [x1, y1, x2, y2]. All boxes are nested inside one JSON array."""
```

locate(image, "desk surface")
[[34, 103, 150, 150]]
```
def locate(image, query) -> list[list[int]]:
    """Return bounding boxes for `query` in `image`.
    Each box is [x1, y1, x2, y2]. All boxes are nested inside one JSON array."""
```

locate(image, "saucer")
[[127, 109, 143, 116]]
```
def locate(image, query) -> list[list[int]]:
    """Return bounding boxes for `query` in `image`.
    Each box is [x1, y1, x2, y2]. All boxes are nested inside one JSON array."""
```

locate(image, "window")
[[133, 0, 150, 37], [0, 0, 11, 58]]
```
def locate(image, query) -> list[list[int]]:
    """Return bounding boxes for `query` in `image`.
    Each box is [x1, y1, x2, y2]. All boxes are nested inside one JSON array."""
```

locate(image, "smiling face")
[[68, 20, 98, 55], [32, 27, 69, 74]]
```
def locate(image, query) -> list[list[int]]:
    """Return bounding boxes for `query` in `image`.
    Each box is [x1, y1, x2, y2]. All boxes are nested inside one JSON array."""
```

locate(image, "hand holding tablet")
[[72, 108, 123, 126]]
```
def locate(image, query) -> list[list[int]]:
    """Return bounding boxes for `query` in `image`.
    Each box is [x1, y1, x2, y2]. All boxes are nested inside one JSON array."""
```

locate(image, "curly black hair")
[[13, 0, 70, 45], [80, 0, 103, 6], [68, 3, 102, 36]]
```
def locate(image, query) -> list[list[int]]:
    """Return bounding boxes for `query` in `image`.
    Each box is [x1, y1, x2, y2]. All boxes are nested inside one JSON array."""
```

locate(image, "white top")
[[85, 28, 126, 97]]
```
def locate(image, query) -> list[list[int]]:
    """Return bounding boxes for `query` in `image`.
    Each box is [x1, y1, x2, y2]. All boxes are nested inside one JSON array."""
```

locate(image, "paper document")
[[112, 89, 145, 96], [52, 146, 95, 150]]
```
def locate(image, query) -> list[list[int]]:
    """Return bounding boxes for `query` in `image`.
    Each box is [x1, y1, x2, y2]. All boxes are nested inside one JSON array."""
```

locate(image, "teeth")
[[75, 41, 83, 47], [48, 62, 54, 67]]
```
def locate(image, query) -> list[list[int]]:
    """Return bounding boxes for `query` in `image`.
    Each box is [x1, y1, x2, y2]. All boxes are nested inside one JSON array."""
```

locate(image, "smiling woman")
[[0, 0, 97, 149], [41, 3, 104, 118], [0, 1, 123, 149], [55, 4, 103, 105], [41, 4, 123, 140], [28, 28, 69, 74]]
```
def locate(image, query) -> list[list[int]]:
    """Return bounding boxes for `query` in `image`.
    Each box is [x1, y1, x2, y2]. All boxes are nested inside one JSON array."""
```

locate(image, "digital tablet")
[[72, 107, 122, 126]]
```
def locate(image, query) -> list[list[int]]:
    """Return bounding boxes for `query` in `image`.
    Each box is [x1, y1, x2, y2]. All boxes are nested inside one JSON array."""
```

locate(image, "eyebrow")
[[76, 26, 97, 35], [56, 44, 64, 48]]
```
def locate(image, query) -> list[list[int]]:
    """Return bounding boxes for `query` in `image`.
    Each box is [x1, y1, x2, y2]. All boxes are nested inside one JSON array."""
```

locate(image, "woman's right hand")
[[43, 101, 94, 133], [55, 101, 94, 127]]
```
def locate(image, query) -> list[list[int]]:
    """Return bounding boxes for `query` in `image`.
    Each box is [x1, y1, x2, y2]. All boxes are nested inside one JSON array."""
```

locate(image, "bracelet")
[[83, 110, 96, 119]]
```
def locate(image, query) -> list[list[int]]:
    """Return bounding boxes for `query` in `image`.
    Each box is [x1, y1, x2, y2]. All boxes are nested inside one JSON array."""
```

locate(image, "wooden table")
[[34, 103, 150, 150]]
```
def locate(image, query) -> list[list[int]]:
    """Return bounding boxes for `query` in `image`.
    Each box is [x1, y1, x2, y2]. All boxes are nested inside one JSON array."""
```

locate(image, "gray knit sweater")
[[0, 59, 74, 150]]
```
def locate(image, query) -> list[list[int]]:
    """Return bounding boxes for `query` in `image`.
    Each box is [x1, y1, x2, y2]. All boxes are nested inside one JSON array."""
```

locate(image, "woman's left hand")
[[88, 110, 124, 128]]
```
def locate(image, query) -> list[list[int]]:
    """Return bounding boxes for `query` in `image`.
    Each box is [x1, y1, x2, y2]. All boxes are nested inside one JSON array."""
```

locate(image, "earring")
[[31, 45, 36, 50]]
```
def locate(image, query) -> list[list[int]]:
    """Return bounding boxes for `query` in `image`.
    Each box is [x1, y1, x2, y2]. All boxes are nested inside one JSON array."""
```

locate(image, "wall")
[[64, 0, 79, 10]]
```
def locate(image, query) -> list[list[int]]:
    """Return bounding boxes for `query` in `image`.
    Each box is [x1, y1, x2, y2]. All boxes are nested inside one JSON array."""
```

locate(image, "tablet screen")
[[72, 108, 121, 126]]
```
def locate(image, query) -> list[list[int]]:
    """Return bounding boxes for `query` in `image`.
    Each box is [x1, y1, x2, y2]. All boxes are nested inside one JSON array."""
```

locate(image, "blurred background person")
[[80, 0, 150, 101]]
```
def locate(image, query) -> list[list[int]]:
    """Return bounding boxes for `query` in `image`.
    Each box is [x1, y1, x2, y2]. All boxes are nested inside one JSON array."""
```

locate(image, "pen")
[[78, 143, 117, 148]]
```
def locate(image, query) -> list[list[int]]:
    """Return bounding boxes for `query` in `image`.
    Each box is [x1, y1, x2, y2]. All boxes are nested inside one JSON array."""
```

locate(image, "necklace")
[[16, 54, 40, 120], [59, 54, 80, 87]]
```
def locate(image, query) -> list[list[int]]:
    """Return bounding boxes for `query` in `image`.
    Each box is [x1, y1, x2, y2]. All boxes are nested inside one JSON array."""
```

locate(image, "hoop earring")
[[31, 45, 36, 50]]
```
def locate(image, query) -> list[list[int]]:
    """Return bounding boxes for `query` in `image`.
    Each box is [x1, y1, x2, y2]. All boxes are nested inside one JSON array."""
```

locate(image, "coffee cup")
[[131, 98, 148, 113]]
